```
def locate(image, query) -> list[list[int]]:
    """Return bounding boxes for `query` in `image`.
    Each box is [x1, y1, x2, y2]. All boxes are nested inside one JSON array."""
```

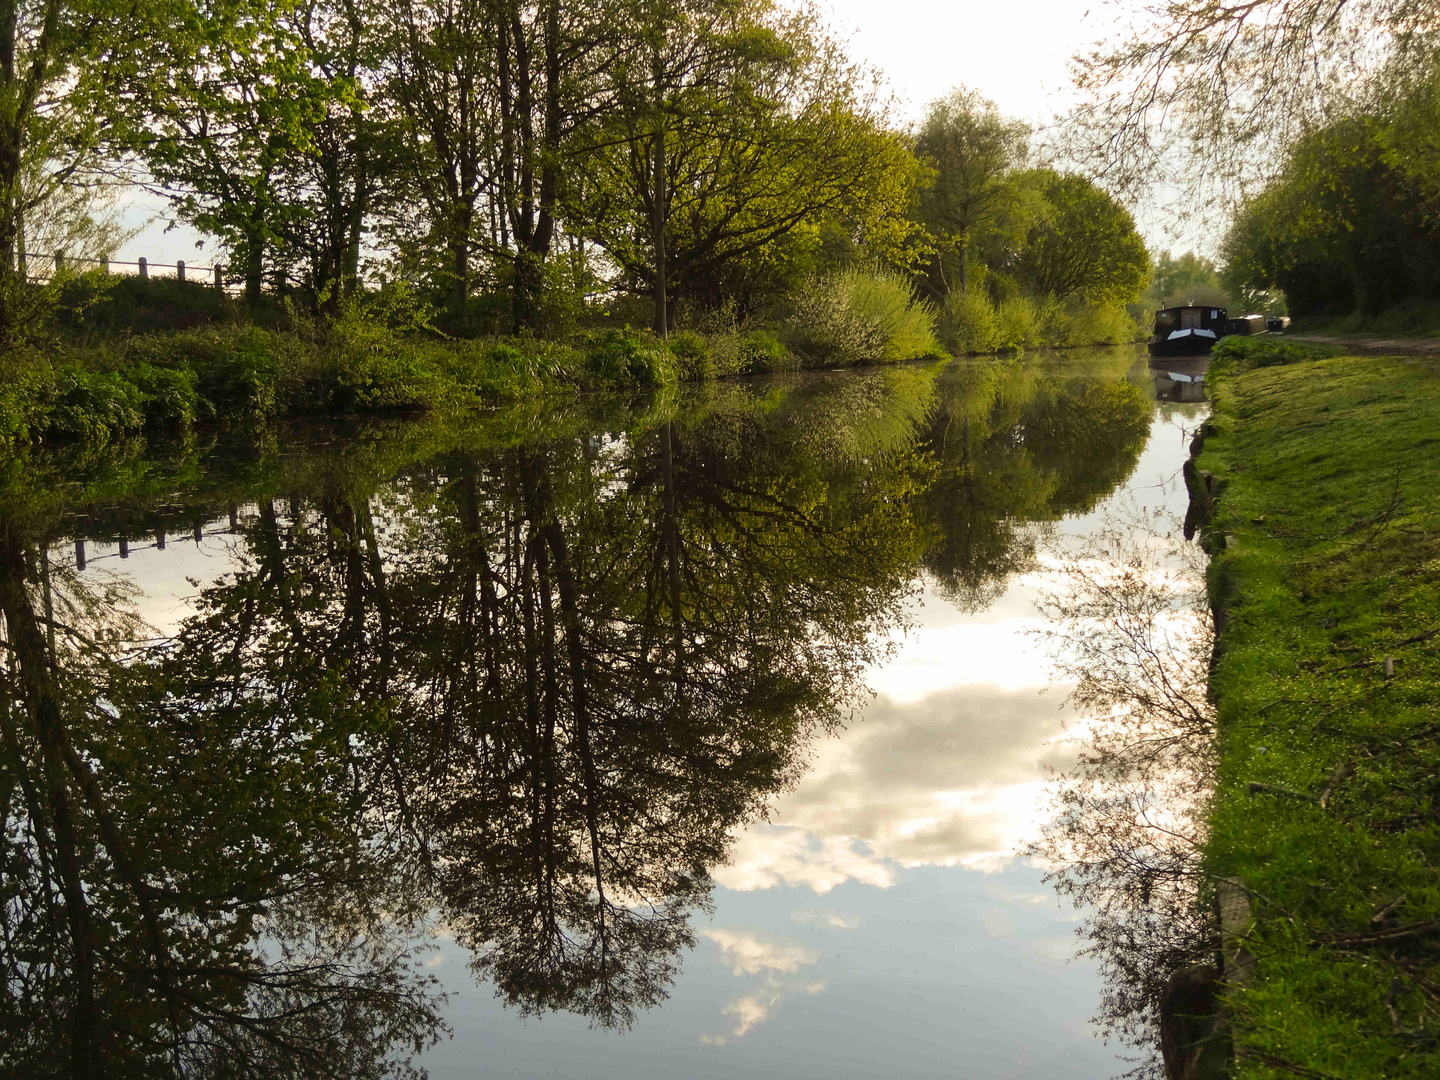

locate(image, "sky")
[[817, 0, 1099, 124]]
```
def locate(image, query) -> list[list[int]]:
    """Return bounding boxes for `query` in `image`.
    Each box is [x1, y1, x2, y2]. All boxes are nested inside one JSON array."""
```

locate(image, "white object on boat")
[[1166, 328, 1218, 342]]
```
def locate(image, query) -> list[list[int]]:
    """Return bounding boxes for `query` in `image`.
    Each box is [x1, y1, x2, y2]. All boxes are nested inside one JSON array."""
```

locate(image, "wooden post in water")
[[138, 257, 148, 280], [176, 260, 186, 283], [74, 538, 86, 571], [155, 531, 166, 551], [118, 538, 129, 559], [193, 522, 203, 544], [228, 505, 239, 530]]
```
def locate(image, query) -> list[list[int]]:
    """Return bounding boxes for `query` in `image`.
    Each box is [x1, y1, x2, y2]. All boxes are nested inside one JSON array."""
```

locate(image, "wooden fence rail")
[[18, 251, 226, 289]]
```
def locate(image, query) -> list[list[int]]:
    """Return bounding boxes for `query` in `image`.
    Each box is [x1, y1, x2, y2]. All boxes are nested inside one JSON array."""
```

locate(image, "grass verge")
[[1198, 345, 1440, 1078]]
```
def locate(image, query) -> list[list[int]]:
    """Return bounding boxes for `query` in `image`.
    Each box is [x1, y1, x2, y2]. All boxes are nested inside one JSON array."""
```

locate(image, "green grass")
[[1198, 349, 1440, 1078]]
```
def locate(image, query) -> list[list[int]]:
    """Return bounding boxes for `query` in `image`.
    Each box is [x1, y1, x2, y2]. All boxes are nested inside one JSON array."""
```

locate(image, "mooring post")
[[118, 537, 129, 559], [155, 530, 166, 551], [214, 263, 223, 290], [74, 538, 86, 572], [193, 522, 203, 544], [138, 257, 148, 280], [228, 505, 239, 530], [176, 259, 185, 283]]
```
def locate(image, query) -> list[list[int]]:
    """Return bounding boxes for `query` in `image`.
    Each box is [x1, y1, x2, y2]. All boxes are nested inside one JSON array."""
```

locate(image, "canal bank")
[[1188, 345, 1440, 1078]]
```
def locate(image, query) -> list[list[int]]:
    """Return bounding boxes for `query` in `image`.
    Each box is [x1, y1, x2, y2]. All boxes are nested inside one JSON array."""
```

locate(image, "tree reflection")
[[917, 353, 1151, 610], [0, 517, 445, 1079], [0, 354, 1160, 1062]]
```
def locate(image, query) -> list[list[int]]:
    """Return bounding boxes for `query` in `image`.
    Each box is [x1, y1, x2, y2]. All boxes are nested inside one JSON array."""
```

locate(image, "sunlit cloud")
[[791, 906, 864, 930], [715, 828, 894, 893]]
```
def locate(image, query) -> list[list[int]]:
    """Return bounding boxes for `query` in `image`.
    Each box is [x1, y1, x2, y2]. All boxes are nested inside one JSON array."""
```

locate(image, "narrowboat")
[[1149, 306, 1269, 358]]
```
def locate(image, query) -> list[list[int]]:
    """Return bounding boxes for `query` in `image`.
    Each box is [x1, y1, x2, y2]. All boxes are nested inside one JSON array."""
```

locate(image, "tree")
[[1222, 113, 1440, 315], [913, 86, 1030, 297], [1068, 0, 1440, 210], [1013, 170, 1150, 304], [576, 0, 917, 331], [1148, 250, 1225, 307], [0, 512, 447, 1077], [0, 0, 146, 341], [134, 0, 334, 305]]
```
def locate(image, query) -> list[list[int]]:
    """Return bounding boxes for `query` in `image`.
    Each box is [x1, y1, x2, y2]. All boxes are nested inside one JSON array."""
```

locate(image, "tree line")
[[0, 0, 1151, 348]]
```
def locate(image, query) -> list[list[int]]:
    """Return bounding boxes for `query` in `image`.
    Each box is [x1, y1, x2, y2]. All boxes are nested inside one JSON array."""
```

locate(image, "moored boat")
[[1149, 305, 1269, 357]]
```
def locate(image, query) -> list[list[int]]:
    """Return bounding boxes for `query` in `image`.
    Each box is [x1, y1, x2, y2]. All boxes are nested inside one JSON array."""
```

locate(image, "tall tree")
[[913, 86, 1030, 297], [1013, 169, 1150, 304], [578, 0, 914, 330], [0, 0, 141, 341]]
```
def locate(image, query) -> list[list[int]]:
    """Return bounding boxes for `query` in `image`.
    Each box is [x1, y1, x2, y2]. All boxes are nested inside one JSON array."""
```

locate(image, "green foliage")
[[940, 289, 1002, 353], [994, 296, 1039, 351], [787, 266, 941, 367], [123, 362, 200, 428], [939, 290, 1141, 354], [738, 330, 790, 374], [1223, 80, 1440, 318], [58, 273, 238, 335], [668, 330, 715, 381], [1209, 335, 1335, 373], [1014, 170, 1150, 304], [48, 364, 147, 443], [914, 86, 1033, 299], [1199, 352, 1440, 1079], [581, 328, 678, 389]]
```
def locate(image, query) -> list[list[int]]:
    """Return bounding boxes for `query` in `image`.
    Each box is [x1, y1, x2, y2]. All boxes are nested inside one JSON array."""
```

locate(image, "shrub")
[[995, 296, 1039, 352], [48, 365, 146, 442], [1210, 335, 1334, 373], [59, 273, 238, 334], [787, 266, 941, 367], [940, 290, 1000, 354], [738, 330, 789, 374], [668, 330, 714, 381], [0, 355, 58, 443], [581, 328, 677, 388], [124, 363, 200, 428]]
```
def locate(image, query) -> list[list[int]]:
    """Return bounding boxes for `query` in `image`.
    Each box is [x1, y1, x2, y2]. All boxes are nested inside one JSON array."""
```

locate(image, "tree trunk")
[[652, 119, 666, 337], [243, 220, 265, 309]]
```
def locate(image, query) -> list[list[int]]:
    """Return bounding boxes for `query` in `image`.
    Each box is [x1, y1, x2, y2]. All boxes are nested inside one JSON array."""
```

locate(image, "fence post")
[[176, 259, 185, 283], [213, 263, 223, 290], [138, 257, 148, 280], [54, 250, 65, 275]]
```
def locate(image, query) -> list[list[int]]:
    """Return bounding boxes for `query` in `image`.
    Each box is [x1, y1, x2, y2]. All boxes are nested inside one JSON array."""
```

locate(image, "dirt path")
[[1287, 333, 1440, 356]]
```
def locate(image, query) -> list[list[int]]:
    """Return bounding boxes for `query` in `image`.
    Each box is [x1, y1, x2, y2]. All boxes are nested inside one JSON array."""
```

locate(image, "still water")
[[1, 347, 1201, 1077]]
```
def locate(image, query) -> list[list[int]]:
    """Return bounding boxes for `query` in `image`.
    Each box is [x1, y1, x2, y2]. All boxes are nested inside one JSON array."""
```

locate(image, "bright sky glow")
[[817, 0, 1098, 124]]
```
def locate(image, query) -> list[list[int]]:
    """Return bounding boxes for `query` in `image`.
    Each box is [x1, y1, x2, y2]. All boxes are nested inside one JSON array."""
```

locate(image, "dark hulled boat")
[[1149, 305, 1268, 358]]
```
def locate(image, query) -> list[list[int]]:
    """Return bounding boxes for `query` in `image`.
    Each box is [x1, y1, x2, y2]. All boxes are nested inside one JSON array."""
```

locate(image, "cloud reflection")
[[698, 930, 826, 1044], [716, 680, 1080, 892]]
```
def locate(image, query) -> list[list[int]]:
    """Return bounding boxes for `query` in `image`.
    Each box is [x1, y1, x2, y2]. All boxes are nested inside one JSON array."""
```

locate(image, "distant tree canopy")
[[912, 88, 1149, 310], [1223, 62, 1440, 317]]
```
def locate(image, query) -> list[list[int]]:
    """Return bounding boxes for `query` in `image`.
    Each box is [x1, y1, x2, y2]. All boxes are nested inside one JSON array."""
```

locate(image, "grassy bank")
[[0, 269, 951, 447], [1197, 341, 1440, 1077]]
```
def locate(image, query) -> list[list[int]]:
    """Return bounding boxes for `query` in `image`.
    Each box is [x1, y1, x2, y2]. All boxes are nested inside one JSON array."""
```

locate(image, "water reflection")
[[0, 350, 1156, 1075]]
